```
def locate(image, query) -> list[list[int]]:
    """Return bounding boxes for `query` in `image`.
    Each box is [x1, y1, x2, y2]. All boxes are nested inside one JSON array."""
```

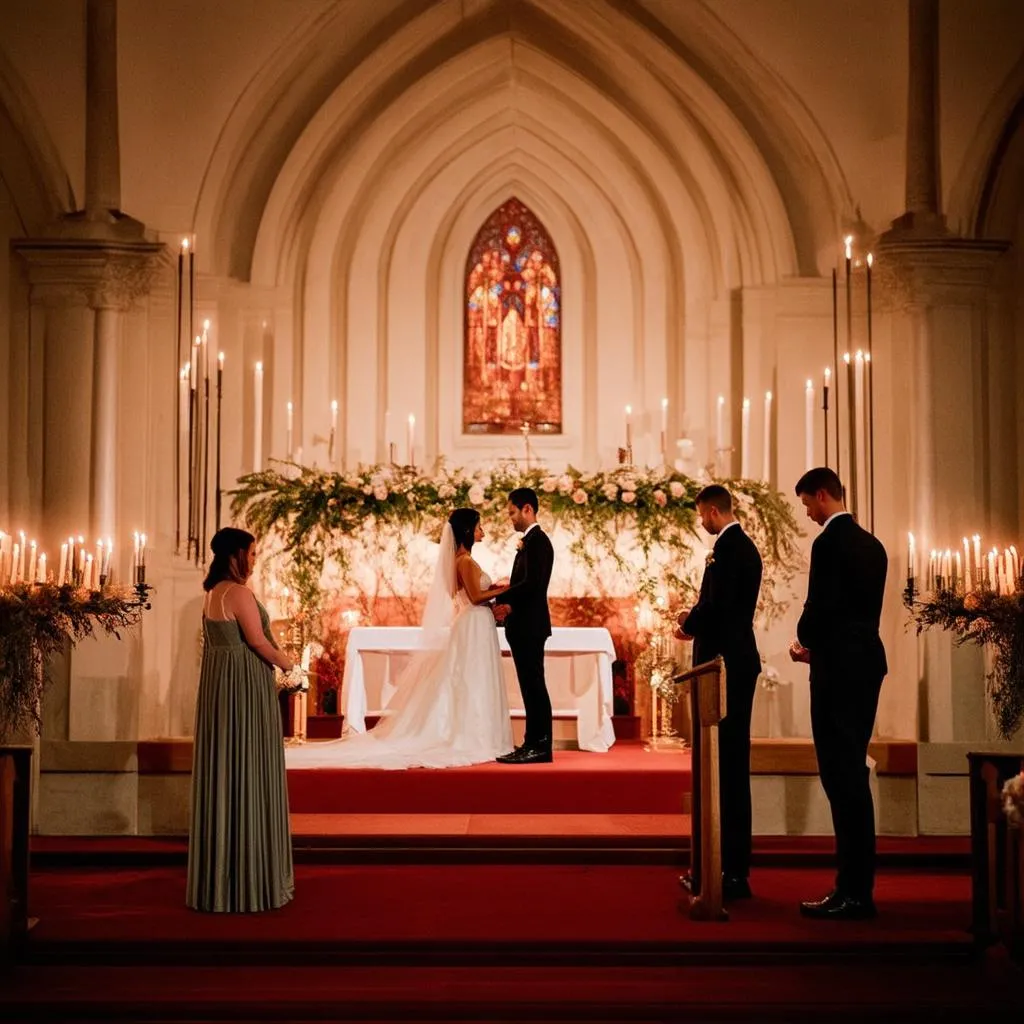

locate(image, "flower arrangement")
[[230, 459, 802, 626], [0, 581, 151, 741], [905, 585, 1024, 739], [1004, 771, 1024, 827]]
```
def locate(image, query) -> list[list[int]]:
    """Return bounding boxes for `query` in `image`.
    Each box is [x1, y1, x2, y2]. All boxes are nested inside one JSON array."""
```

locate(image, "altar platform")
[[285, 742, 692, 854]]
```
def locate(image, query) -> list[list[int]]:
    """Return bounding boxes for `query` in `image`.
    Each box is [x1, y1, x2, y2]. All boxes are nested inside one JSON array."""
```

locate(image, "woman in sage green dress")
[[187, 527, 296, 912]]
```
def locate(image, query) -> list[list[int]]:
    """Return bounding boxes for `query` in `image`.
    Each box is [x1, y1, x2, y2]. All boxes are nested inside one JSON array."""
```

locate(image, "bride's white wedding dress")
[[285, 532, 513, 770]]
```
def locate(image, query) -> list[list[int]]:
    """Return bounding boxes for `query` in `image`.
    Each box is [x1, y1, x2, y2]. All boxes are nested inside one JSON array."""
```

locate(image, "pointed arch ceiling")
[[194, 0, 852, 288]]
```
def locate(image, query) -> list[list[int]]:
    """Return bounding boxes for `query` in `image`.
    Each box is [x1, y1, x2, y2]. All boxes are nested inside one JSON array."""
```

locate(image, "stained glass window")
[[463, 198, 562, 435]]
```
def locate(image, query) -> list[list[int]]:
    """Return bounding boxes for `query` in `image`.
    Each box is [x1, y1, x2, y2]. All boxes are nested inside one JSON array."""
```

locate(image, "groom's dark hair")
[[795, 467, 844, 501], [508, 487, 539, 513], [695, 484, 732, 513], [448, 508, 480, 551]]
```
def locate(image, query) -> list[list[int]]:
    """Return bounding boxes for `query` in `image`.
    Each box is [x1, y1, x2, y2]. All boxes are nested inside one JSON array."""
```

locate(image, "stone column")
[[900, 0, 944, 233], [84, 0, 121, 219], [14, 242, 164, 551]]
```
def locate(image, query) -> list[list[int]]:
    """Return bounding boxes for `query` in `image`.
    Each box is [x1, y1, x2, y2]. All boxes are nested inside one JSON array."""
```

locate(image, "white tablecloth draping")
[[340, 625, 617, 752]]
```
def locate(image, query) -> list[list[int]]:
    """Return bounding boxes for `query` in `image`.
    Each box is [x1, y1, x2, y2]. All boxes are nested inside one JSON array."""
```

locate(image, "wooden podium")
[[674, 657, 727, 921]]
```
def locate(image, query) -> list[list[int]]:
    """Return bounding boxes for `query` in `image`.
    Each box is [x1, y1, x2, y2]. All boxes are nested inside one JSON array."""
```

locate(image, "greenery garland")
[[906, 587, 1024, 739], [0, 583, 149, 741], [230, 459, 803, 624]]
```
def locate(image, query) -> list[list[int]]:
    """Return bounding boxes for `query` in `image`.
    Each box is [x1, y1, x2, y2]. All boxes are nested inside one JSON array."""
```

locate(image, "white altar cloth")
[[339, 626, 617, 752]]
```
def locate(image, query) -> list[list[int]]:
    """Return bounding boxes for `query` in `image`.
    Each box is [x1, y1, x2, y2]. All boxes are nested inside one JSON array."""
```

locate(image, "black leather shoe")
[[800, 892, 876, 920], [513, 745, 553, 764], [723, 875, 752, 901]]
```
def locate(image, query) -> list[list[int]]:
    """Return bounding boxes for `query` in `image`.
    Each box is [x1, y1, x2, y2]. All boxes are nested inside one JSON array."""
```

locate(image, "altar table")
[[340, 626, 617, 752]]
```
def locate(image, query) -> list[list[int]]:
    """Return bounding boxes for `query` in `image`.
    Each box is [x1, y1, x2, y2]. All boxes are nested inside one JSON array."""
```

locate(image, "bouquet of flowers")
[[1003, 771, 1024, 827], [277, 664, 309, 694]]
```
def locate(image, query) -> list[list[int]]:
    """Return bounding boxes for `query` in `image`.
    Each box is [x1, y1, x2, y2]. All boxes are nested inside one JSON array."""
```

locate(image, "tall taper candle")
[[805, 379, 814, 469], [763, 391, 772, 481], [286, 401, 294, 460], [215, 352, 224, 529], [823, 367, 831, 467], [866, 253, 875, 533], [715, 395, 725, 463], [908, 532, 916, 585], [407, 413, 416, 467], [740, 398, 750, 478], [37, 553, 46, 584], [832, 267, 840, 478], [329, 400, 338, 467], [844, 353, 858, 516], [660, 397, 668, 462], [962, 537, 971, 592], [253, 362, 264, 472], [625, 405, 633, 451]]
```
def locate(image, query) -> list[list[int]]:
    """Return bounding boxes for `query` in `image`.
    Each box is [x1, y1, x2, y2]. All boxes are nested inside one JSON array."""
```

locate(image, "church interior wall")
[[1, 0, 1023, 836]]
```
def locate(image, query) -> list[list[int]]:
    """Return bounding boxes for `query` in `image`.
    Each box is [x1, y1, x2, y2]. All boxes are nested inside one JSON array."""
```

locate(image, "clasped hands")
[[491, 577, 511, 624]]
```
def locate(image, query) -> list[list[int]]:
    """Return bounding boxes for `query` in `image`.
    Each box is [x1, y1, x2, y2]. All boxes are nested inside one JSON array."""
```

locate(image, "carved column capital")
[[873, 237, 1009, 311], [14, 238, 168, 311]]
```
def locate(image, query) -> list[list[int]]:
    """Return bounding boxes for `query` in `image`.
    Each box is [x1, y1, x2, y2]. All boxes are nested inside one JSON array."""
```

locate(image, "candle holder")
[[617, 446, 634, 468], [388, 442, 397, 465], [131, 580, 153, 611], [903, 577, 917, 609]]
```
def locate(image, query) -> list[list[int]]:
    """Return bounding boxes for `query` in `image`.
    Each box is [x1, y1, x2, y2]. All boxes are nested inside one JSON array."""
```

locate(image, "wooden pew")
[[674, 657, 727, 921]]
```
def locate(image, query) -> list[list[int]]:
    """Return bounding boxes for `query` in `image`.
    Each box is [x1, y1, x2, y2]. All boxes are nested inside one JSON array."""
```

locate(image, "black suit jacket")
[[683, 523, 763, 678], [502, 525, 554, 640], [797, 513, 888, 680]]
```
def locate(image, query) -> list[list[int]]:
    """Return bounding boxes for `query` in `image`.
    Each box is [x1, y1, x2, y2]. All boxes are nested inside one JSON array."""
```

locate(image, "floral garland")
[[0, 582, 150, 741], [905, 587, 1024, 739], [230, 460, 802, 625]]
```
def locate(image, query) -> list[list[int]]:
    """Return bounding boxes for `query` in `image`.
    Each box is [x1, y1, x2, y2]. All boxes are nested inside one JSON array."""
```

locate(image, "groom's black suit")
[[797, 512, 887, 902], [502, 525, 555, 750]]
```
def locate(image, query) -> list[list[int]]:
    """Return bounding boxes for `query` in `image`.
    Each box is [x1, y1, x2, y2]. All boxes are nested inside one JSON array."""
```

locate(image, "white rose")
[[478, 474, 492, 488], [669, 481, 685, 499], [438, 483, 456, 499], [557, 474, 574, 494], [468, 484, 485, 505], [601, 482, 618, 500], [622, 491, 636, 504], [373, 484, 389, 501], [621, 476, 637, 492], [572, 489, 588, 505], [362, 485, 373, 495], [541, 476, 558, 493]]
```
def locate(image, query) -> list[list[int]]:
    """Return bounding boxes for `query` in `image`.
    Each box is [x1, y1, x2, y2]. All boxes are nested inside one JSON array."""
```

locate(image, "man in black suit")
[[789, 467, 888, 920], [678, 484, 763, 901], [493, 487, 555, 764]]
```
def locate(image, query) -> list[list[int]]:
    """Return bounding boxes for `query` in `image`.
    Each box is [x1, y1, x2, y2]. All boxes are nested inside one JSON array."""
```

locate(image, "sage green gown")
[[186, 600, 294, 912]]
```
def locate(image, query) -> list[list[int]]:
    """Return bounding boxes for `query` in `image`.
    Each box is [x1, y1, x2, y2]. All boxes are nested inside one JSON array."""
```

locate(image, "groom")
[[493, 487, 555, 764]]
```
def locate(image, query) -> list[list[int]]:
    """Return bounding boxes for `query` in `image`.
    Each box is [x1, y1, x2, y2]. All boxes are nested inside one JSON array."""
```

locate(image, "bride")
[[285, 508, 514, 769]]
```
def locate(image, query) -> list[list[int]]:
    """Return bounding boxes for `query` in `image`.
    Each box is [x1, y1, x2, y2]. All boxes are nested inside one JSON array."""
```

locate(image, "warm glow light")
[[218, 352, 224, 369], [843, 353, 851, 364], [867, 252, 874, 267], [255, 360, 263, 372], [180, 238, 189, 251], [331, 400, 338, 412]]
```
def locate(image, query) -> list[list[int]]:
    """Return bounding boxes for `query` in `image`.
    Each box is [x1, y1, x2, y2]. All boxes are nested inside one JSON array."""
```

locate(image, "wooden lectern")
[[674, 656, 727, 921]]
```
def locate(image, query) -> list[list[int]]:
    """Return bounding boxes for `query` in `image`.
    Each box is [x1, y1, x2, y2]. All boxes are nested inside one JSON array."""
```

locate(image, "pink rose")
[[622, 491, 636, 504], [653, 489, 667, 507], [572, 489, 588, 505]]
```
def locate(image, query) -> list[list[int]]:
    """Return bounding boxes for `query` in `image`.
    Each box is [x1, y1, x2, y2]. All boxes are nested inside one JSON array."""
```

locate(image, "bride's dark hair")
[[448, 508, 480, 552]]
